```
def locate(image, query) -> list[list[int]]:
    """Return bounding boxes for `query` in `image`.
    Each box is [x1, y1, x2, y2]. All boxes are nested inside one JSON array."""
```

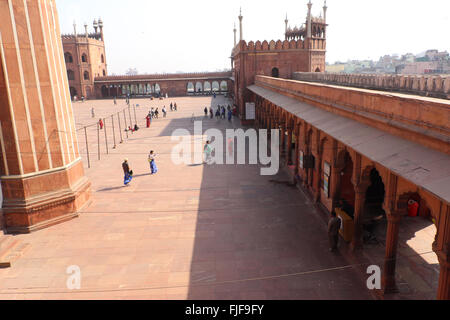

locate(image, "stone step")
[[0, 238, 31, 268]]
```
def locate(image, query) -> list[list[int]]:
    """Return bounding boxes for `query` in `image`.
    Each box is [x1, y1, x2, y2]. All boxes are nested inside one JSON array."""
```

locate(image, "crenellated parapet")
[[293, 72, 450, 100], [232, 38, 325, 57], [61, 33, 103, 42]]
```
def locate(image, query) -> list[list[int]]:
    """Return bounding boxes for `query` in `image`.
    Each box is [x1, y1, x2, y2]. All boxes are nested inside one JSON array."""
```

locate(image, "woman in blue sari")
[[122, 159, 133, 185], [148, 151, 158, 174]]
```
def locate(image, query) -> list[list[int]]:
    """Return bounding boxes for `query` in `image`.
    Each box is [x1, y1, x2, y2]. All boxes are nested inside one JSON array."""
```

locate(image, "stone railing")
[[293, 72, 450, 100]]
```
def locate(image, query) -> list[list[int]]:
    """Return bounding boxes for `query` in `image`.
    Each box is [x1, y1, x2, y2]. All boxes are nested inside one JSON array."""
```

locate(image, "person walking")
[[203, 141, 212, 164], [221, 106, 226, 119], [150, 108, 155, 119], [146, 114, 151, 128], [122, 159, 133, 185], [215, 108, 220, 121], [328, 211, 341, 252], [91, 107, 95, 118], [155, 108, 159, 119], [114, 97, 117, 105], [98, 118, 104, 130], [232, 105, 238, 116], [174, 103, 178, 111], [170, 102, 173, 111], [204, 107, 208, 117], [209, 107, 214, 119], [148, 151, 158, 174], [162, 106, 167, 118], [227, 109, 232, 122]]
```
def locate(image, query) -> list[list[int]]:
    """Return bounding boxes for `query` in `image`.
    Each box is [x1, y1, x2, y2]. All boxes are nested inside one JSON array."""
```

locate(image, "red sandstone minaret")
[[0, 0, 91, 233]]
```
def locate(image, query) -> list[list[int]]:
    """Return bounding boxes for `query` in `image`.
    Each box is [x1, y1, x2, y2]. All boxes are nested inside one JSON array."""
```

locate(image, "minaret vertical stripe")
[[42, 0, 71, 164], [0, 121, 10, 176], [8, 0, 39, 172], [23, 0, 53, 170], [50, 0, 79, 160], [0, 32, 23, 175], [37, 0, 66, 166]]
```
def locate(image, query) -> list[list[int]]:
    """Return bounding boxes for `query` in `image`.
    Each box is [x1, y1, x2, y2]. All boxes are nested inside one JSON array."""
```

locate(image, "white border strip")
[[1, 157, 82, 180], [0, 121, 9, 176]]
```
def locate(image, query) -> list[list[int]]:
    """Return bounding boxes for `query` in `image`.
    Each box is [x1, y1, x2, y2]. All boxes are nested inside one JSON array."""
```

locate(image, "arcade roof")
[[248, 84, 450, 204]]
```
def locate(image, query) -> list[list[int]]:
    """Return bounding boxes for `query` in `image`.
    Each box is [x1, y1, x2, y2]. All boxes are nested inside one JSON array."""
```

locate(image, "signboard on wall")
[[245, 102, 255, 120], [324, 161, 331, 177], [324, 174, 330, 198], [299, 151, 304, 169]]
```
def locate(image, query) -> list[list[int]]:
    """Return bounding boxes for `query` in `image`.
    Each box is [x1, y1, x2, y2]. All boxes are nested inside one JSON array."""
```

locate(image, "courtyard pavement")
[[0, 96, 376, 300]]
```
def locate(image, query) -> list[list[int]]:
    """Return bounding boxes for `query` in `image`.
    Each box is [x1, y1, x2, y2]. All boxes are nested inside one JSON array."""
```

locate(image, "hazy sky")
[[55, 0, 450, 75]]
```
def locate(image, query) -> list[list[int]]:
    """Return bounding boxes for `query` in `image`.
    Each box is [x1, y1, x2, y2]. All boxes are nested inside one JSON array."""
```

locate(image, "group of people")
[[204, 105, 233, 122], [169, 102, 178, 111], [145, 103, 176, 128], [122, 150, 158, 186]]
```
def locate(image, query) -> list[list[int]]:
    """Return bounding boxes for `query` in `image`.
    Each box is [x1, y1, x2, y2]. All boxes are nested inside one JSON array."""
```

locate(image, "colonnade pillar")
[[313, 140, 322, 203], [351, 184, 368, 251], [435, 249, 450, 300], [294, 122, 301, 176], [381, 213, 402, 293], [433, 204, 450, 300]]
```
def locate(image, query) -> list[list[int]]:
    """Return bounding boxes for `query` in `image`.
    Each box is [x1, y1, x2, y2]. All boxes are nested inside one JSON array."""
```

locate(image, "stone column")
[[314, 143, 322, 203], [313, 159, 322, 203], [0, 0, 91, 233], [433, 203, 450, 300], [381, 213, 402, 293], [294, 122, 300, 176], [330, 168, 342, 210], [435, 247, 450, 300], [286, 127, 292, 166], [351, 184, 368, 251]]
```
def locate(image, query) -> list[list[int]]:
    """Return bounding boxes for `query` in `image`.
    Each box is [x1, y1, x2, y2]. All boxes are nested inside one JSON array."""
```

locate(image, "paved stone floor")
[[0, 96, 380, 299]]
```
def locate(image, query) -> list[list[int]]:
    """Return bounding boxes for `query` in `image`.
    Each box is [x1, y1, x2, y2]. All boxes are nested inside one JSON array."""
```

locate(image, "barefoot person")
[[203, 141, 212, 164], [328, 211, 341, 252], [148, 151, 158, 174], [122, 159, 133, 185]]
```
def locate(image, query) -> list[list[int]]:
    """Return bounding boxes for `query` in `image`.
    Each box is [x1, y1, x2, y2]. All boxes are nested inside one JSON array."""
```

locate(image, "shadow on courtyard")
[[160, 101, 374, 300], [160, 100, 440, 300]]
